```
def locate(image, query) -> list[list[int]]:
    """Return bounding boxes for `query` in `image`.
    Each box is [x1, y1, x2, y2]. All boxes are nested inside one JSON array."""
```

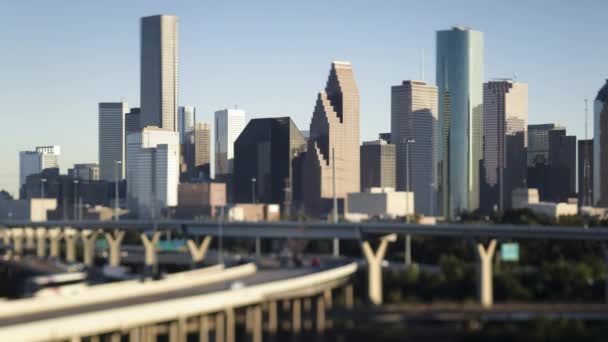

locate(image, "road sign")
[[501, 243, 519, 262]]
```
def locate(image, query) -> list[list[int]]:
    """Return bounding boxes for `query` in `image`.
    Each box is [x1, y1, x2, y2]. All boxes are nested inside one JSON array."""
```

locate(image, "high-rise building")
[[594, 80, 608, 206], [125, 107, 141, 134], [140, 15, 178, 131], [378, 132, 392, 144], [436, 26, 484, 217], [177, 106, 196, 180], [19, 146, 61, 191], [126, 127, 179, 218], [360, 140, 396, 191], [214, 108, 246, 177], [234, 117, 306, 205], [578, 139, 594, 206], [98, 102, 128, 182], [528, 123, 564, 166], [194, 122, 211, 179], [301, 61, 360, 216], [481, 80, 528, 211], [69, 163, 100, 181], [391, 80, 438, 216]]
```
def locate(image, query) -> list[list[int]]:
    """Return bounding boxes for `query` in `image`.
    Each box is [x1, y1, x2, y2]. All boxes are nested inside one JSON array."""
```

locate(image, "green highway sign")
[[501, 243, 519, 262]]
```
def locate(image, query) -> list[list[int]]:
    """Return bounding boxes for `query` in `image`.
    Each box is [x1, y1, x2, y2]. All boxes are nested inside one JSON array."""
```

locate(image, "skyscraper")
[[233, 117, 306, 204], [594, 80, 608, 206], [140, 15, 178, 131], [360, 140, 396, 191], [436, 26, 484, 217], [481, 80, 528, 211], [301, 61, 360, 216], [98, 102, 128, 182], [214, 108, 246, 177], [527, 123, 564, 166], [194, 122, 211, 179], [177, 106, 196, 180], [391, 80, 438, 215], [126, 127, 179, 218], [578, 139, 593, 206], [19, 146, 61, 190]]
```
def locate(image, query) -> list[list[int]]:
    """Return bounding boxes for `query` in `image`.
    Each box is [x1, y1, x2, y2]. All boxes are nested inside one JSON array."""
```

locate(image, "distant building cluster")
[[7, 19, 608, 222]]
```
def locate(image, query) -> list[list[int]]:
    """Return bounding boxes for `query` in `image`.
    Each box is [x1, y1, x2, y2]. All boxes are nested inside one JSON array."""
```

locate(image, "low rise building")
[[347, 187, 414, 219], [174, 182, 226, 218], [226, 203, 280, 222], [511, 187, 577, 218]]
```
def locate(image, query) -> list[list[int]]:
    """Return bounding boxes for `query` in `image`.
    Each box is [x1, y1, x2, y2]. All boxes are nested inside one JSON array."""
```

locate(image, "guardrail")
[[0, 262, 357, 341], [0, 263, 254, 320]]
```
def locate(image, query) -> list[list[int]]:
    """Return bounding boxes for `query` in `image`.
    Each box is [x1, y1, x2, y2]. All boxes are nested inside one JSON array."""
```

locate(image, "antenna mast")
[[584, 98, 591, 206]]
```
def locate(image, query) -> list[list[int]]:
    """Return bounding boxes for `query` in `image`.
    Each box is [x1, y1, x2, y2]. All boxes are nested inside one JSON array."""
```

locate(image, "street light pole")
[[332, 147, 339, 257], [73, 179, 79, 221], [251, 177, 257, 203], [114, 160, 122, 221], [404, 137, 415, 267]]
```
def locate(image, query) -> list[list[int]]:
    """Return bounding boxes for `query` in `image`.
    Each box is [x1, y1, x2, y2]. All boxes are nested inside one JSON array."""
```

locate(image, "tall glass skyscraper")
[[436, 27, 484, 218]]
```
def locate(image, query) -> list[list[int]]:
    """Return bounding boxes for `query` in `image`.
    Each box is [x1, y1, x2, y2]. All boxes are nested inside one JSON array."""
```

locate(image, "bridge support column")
[[11, 228, 24, 258], [64, 228, 80, 263], [292, 298, 302, 333], [1, 228, 11, 258], [24, 227, 35, 252], [199, 315, 210, 342], [187, 236, 212, 266], [49, 228, 63, 258], [105, 229, 125, 267], [35, 228, 47, 258], [226, 308, 235, 342], [475, 239, 497, 308], [141, 232, 161, 276], [81, 229, 98, 266], [316, 295, 326, 333], [216, 312, 225, 342], [361, 233, 397, 305], [266, 300, 278, 334], [602, 243, 608, 304]]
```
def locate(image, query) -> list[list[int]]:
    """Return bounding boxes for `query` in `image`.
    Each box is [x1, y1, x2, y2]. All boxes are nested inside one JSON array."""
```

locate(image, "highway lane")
[[0, 266, 319, 328]]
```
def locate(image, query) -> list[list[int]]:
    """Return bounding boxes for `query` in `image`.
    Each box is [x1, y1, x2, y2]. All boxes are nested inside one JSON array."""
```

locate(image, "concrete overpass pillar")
[[266, 300, 278, 334], [602, 243, 608, 304], [316, 295, 326, 333], [11, 228, 24, 258], [199, 315, 210, 342], [475, 239, 497, 308], [216, 312, 225, 342], [252, 305, 262, 342], [24, 227, 35, 252], [48, 228, 63, 259], [1, 228, 11, 258], [64, 228, 80, 263], [141, 232, 161, 275], [81, 229, 99, 266], [105, 229, 125, 267], [187, 236, 212, 265], [361, 233, 397, 305], [292, 298, 302, 333], [226, 308, 235, 342], [35, 228, 47, 258]]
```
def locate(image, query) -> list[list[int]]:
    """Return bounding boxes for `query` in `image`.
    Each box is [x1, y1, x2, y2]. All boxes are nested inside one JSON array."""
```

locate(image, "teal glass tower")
[[436, 27, 484, 218]]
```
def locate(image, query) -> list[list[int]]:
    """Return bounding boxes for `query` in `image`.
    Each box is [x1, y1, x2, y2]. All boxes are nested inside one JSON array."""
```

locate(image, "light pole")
[[332, 147, 339, 257], [219, 206, 224, 265], [73, 179, 79, 221], [251, 177, 257, 203], [404, 137, 415, 267], [114, 160, 122, 221]]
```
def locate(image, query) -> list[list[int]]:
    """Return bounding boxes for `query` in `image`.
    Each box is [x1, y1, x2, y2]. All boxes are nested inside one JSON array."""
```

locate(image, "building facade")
[[98, 102, 128, 181], [301, 61, 360, 216], [140, 15, 178, 131], [594, 80, 608, 206], [19, 146, 61, 194], [360, 140, 396, 191], [578, 139, 593, 206], [126, 127, 180, 218], [481, 80, 528, 211], [233, 117, 306, 205], [527, 123, 564, 166], [194, 122, 211, 179], [177, 106, 196, 180], [69, 163, 100, 181], [436, 26, 484, 217], [214, 108, 246, 177], [391, 80, 438, 216]]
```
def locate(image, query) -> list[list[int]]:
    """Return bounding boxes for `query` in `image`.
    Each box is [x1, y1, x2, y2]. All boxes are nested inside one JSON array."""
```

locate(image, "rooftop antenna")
[[513, 73, 518, 82], [583, 98, 591, 206]]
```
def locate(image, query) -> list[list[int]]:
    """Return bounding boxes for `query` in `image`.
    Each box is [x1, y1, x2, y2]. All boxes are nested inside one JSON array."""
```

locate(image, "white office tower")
[[177, 106, 195, 143], [214, 108, 246, 176], [99, 102, 128, 181], [126, 127, 179, 218], [19, 146, 61, 186], [140, 15, 179, 131]]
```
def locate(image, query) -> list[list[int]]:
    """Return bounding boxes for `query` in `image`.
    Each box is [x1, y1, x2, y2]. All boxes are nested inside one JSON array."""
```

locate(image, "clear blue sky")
[[1, 0, 606, 196]]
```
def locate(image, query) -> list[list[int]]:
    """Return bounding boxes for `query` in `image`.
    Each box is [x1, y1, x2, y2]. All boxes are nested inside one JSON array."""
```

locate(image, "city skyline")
[[2, 2, 607, 196]]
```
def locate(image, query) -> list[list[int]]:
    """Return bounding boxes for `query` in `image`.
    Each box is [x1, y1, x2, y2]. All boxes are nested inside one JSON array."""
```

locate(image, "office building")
[[437, 26, 484, 217], [98, 102, 128, 181], [579, 139, 594, 207], [378, 132, 392, 144], [126, 127, 179, 218], [347, 187, 414, 219], [125, 108, 141, 134], [177, 106, 196, 180], [214, 108, 246, 177], [140, 15, 178, 131], [528, 123, 564, 166], [233, 117, 306, 205], [194, 122, 211, 179], [69, 163, 100, 181], [360, 140, 396, 191], [19, 146, 60, 193], [481, 80, 528, 211], [175, 182, 226, 218], [301, 61, 360, 216], [594, 80, 608, 206], [391, 80, 438, 215]]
